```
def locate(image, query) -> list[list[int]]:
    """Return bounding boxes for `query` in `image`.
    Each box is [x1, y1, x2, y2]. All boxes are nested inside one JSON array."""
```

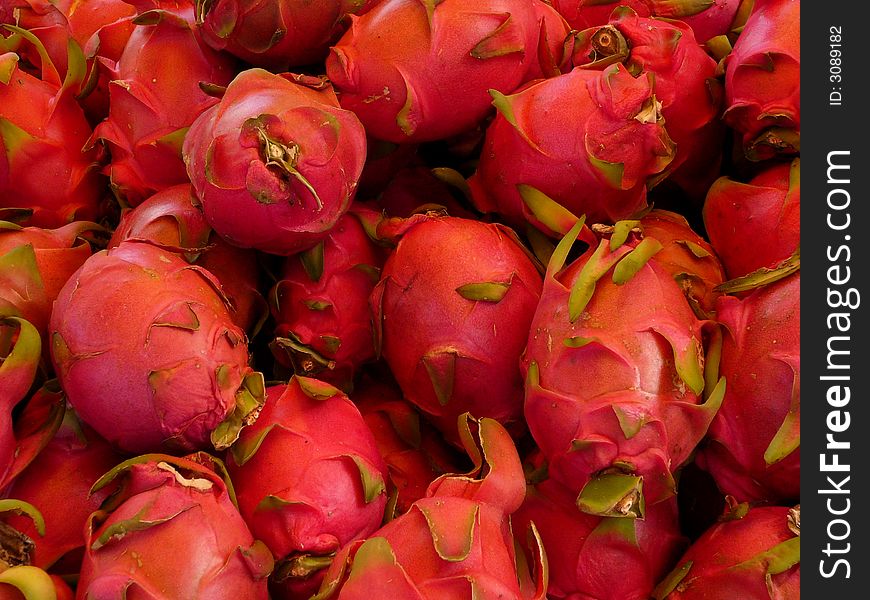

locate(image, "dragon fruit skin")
[[0, 32, 105, 228], [522, 221, 722, 512], [655, 504, 800, 599], [371, 215, 543, 445], [227, 378, 388, 593], [0, 220, 99, 342], [703, 158, 800, 280], [696, 273, 800, 504], [108, 184, 265, 334], [314, 417, 547, 600], [638, 209, 725, 315], [0, 411, 123, 572], [183, 69, 367, 256], [352, 374, 462, 516], [468, 64, 675, 234], [325, 0, 570, 144], [49, 241, 265, 455], [92, 2, 237, 207], [513, 478, 685, 600], [270, 209, 386, 388], [195, 0, 381, 70], [77, 454, 273, 599], [723, 0, 800, 160]]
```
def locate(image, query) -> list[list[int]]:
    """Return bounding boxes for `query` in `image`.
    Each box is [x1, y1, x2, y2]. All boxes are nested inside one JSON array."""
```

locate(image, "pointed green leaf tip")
[[210, 371, 266, 450], [419, 503, 479, 562], [296, 375, 341, 401], [577, 472, 645, 518], [612, 405, 650, 440], [471, 13, 524, 59], [0, 52, 19, 85], [612, 237, 663, 285], [652, 560, 693, 599], [654, 0, 716, 18], [568, 240, 630, 322], [348, 455, 386, 503], [456, 280, 511, 303], [716, 247, 800, 293], [0, 565, 58, 600], [0, 499, 46, 536], [301, 242, 325, 282], [609, 220, 640, 251], [764, 360, 800, 465], [422, 349, 457, 407], [0, 117, 37, 159], [518, 185, 580, 238]]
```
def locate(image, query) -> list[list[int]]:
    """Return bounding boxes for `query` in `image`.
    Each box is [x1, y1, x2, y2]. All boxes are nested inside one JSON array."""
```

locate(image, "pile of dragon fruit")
[[0, 0, 800, 598]]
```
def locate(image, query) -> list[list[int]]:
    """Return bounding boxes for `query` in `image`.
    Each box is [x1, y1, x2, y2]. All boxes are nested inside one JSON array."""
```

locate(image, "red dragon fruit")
[[313, 415, 547, 600], [183, 69, 367, 256], [0, 410, 123, 573], [353, 373, 463, 516], [325, 0, 570, 144], [654, 503, 800, 599], [108, 184, 266, 334], [468, 65, 675, 234], [91, 0, 237, 206], [0, 26, 105, 228], [49, 241, 265, 454], [370, 214, 543, 445], [723, 0, 800, 160], [696, 272, 800, 504], [226, 378, 388, 597], [563, 8, 723, 202], [77, 453, 273, 599], [195, 0, 381, 69], [0, 220, 101, 344], [703, 157, 800, 280], [270, 208, 386, 389], [371, 166, 476, 220], [522, 219, 724, 515], [637, 209, 726, 315], [513, 478, 685, 600], [552, 0, 748, 46]]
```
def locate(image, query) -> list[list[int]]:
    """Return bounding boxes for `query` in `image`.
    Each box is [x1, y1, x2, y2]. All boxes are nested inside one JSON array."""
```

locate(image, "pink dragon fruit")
[[637, 209, 726, 315], [513, 478, 685, 600], [370, 214, 543, 445], [0, 220, 101, 344], [270, 208, 386, 389], [468, 65, 675, 234], [226, 378, 388, 598], [108, 184, 266, 334], [552, 0, 748, 45], [91, 0, 237, 207], [77, 453, 273, 599], [563, 8, 723, 202], [522, 219, 723, 514], [183, 69, 367, 256], [325, 0, 570, 144], [703, 157, 800, 279], [0, 409, 122, 572], [371, 166, 476, 219], [696, 272, 800, 504], [49, 241, 265, 454], [0, 565, 73, 600], [0, 26, 105, 228], [313, 416, 547, 600], [723, 0, 800, 160], [654, 503, 800, 599], [195, 0, 381, 69], [353, 373, 462, 516]]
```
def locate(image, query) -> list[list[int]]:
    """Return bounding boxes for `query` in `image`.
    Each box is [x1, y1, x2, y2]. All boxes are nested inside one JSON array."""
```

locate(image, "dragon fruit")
[[696, 272, 800, 504], [270, 208, 385, 388], [0, 410, 122, 573], [0, 25, 105, 228], [108, 184, 266, 334], [637, 209, 726, 315], [703, 158, 800, 279], [313, 415, 547, 600], [522, 219, 724, 515], [0, 220, 101, 344], [226, 378, 388, 597], [183, 69, 367, 256], [325, 0, 570, 144], [468, 64, 675, 234], [723, 0, 800, 160], [353, 373, 463, 516], [195, 0, 381, 69], [77, 453, 273, 599], [654, 503, 800, 599], [372, 166, 476, 219], [370, 214, 543, 444], [0, 565, 73, 599], [513, 478, 685, 600], [91, 0, 237, 207], [49, 241, 265, 454]]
